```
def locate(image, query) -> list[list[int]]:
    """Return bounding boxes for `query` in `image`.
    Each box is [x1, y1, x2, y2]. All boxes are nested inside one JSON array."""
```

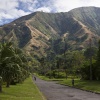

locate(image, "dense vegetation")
[[36, 40, 100, 81]]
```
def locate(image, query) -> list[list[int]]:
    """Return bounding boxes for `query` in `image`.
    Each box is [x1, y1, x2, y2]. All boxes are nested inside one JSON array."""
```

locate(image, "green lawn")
[[59, 79, 100, 93], [0, 77, 45, 100]]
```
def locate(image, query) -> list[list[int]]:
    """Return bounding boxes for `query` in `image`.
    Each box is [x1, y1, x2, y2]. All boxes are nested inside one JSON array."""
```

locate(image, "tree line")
[[37, 40, 100, 81]]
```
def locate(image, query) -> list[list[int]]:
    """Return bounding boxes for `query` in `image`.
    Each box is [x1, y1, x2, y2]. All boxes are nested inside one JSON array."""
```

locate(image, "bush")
[[46, 71, 66, 78]]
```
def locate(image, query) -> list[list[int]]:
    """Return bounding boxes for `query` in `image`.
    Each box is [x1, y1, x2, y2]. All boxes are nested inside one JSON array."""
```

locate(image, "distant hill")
[[0, 7, 100, 57]]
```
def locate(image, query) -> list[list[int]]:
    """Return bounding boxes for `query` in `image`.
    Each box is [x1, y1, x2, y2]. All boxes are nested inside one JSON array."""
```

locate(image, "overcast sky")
[[0, 0, 100, 25]]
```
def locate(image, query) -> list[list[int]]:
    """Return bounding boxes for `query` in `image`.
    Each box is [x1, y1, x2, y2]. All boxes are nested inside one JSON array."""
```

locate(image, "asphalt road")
[[33, 77, 100, 100]]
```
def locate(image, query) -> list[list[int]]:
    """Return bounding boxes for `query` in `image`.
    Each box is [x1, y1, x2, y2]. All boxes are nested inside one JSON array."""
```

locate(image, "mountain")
[[0, 7, 100, 57]]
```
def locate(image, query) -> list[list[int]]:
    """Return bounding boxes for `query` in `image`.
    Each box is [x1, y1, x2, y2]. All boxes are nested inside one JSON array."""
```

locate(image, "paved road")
[[33, 77, 100, 100]]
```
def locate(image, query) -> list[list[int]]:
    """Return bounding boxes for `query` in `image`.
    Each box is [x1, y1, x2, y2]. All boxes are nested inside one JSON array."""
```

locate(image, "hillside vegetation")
[[0, 7, 100, 57]]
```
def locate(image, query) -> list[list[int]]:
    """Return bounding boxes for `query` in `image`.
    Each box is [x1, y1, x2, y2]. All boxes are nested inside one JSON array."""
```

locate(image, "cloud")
[[52, 0, 81, 12], [27, 0, 100, 12], [27, 0, 52, 12], [51, 0, 100, 12], [0, 0, 100, 25], [33, 7, 51, 12], [0, 0, 30, 19], [0, 0, 18, 10]]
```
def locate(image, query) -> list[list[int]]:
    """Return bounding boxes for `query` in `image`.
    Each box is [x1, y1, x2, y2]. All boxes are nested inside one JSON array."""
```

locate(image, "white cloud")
[[0, 0, 32, 25], [34, 7, 51, 12], [26, 0, 100, 13], [51, 0, 100, 12], [0, 0, 19, 11], [18, 0, 33, 3], [52, 0, 81, 12], [0, 0, 100, 25]]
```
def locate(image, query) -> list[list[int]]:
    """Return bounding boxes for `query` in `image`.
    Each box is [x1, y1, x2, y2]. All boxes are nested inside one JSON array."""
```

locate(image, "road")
[[33, 77, 100, 100]]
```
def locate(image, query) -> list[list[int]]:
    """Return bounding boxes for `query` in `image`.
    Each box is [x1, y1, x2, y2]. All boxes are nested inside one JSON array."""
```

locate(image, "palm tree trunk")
[[65, 69, 68, 79], [57, 69, 59, 78], [6, 80, 10, 87], [0, 85, 2, 92]]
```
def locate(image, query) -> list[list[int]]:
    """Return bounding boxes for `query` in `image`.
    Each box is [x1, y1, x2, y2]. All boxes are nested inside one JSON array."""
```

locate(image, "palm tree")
[[0, 42, 20, 87], [0, 42, 29, 87]]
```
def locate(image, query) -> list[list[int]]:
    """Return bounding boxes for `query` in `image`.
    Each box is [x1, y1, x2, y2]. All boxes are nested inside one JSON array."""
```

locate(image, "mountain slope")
[[0, 7, 100, 56]]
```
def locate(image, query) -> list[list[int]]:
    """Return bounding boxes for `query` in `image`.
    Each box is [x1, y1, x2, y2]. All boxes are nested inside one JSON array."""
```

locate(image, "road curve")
[[33, 77, 100, 100]]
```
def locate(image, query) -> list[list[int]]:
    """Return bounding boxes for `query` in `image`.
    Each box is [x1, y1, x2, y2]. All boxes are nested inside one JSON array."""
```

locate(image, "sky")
[[0, 0, 100, 25]]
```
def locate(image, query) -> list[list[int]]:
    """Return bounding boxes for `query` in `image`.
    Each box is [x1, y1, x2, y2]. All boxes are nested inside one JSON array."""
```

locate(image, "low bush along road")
[[33, 76, 100, 100]]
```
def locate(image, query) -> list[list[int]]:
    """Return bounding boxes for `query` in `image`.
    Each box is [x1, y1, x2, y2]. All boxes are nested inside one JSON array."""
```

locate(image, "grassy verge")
[[0, 77, 45, 100], [59, 79, 100, 93], [37, 74, 100, 93]]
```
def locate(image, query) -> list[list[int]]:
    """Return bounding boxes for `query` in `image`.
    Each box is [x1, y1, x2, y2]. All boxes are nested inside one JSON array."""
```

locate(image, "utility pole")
[[63, 37, 68, 79]]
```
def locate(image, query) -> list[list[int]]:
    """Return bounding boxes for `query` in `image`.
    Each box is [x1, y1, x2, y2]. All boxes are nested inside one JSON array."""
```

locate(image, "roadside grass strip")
[[59, 79, 100, 93], [0, 77, 44, 100]]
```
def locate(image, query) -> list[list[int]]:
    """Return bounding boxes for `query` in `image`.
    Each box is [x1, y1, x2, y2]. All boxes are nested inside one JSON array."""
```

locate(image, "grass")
[[59, 79, 100, 93], [0, 77, 45, 100]]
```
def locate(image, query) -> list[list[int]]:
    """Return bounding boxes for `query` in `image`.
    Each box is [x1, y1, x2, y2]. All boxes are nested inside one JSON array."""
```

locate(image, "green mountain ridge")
[[0, 7, 100, 57]]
